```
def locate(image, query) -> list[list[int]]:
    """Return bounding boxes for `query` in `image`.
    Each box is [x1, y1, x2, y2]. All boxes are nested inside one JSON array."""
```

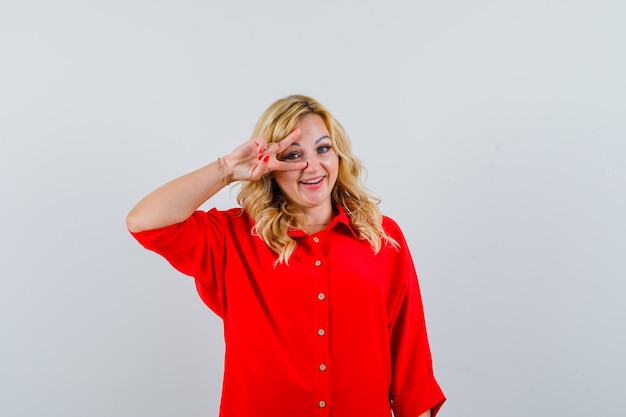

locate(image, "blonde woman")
[[127, 95, 445, 417]]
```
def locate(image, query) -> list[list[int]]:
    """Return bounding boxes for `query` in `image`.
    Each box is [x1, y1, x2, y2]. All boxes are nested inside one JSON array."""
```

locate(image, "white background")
[[1, 1, 625, 416]]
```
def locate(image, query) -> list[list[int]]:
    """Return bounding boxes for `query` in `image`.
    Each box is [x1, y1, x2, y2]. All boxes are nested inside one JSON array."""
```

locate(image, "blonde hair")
[[237, 94, 397, 264]]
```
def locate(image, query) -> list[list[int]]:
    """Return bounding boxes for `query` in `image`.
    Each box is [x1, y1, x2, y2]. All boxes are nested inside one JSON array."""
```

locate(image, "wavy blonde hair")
[[237, 94, 397, 264]]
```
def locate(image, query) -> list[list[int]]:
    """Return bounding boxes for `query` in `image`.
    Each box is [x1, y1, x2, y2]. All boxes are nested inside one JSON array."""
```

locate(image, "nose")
[[302, 154, 322, 172]]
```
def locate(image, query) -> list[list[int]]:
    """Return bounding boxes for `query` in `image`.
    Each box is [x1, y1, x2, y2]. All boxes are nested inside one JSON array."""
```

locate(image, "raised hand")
[[126, 128, 309, 232], [223, 128, 308, 182]]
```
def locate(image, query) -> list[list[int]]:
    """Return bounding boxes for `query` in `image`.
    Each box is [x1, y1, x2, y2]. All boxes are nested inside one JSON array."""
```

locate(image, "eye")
[[282, 151, 301, 161], [317, 144, 332, 154]]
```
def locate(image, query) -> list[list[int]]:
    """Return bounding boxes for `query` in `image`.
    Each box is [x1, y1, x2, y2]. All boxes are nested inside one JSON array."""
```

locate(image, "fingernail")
[[257, 154, 263, 160], [263, 155, 270, 163]]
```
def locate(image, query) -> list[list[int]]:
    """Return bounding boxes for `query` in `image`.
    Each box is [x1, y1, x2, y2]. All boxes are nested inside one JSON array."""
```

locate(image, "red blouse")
[[131, 206, 445, 417]]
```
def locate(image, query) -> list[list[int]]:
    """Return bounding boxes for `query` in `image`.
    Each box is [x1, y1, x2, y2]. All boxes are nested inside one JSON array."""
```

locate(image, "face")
[[273, 114, 339, 216]]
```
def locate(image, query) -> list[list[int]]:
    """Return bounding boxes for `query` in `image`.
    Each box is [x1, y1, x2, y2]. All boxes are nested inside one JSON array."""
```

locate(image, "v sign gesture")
[[220, 128, 308, 182], [126, 128, 307, 233]]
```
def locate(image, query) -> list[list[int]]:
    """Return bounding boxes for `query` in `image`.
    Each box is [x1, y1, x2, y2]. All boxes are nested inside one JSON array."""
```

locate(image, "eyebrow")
[[316, 135, 331, 143], [289, 135, 331, 147]]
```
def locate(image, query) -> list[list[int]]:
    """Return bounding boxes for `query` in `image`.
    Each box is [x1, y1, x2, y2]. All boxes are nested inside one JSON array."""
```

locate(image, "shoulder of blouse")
[[381, 215, 404, 237], [129, 207, 249, 241]]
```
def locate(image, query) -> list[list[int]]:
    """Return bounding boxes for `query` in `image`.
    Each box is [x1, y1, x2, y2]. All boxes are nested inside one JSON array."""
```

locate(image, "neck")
[[306, 221, 330, 227], [303, 221, 331, 235], [303, 205, 334, 228]]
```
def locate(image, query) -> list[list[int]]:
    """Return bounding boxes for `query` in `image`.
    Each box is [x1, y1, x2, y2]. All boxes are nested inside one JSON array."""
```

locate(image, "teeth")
[[301, 177, 323, 185]]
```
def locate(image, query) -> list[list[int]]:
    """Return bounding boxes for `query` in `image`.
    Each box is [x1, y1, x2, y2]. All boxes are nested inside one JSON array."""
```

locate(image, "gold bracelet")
[[217, 157, 232, 186]]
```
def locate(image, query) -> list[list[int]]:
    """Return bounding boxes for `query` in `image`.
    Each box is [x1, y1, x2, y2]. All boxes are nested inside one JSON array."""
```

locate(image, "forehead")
[[293, 114, 330, 140]]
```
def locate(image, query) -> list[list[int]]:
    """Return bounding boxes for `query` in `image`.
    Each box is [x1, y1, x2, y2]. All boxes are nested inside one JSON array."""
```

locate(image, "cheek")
[[273, 171, 298, 187], [320, 156, 339, 175]]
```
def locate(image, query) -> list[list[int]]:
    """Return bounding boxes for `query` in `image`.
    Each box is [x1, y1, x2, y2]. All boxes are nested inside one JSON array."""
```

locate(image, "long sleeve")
[[384, 218, 446, 417]]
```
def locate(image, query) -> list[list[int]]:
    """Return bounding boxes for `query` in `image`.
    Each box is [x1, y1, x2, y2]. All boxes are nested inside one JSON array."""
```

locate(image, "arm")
[[126, 129, 305, 233], [385, 218, 445, 417]]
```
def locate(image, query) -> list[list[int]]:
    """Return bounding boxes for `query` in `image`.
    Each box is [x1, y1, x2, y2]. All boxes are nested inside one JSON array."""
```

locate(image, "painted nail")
[[263, 155, 270, 163], [257, 154, 263, 160]]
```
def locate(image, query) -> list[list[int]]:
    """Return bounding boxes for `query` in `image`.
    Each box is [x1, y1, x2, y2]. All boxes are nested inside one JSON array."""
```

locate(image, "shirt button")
[[313, 237, 320, 243], [318, 400, 326, 408], [315, 260, 322, 267], [317, 293, 325, 301], [317, 328, 325, 336], [319, 363, 327, 371]]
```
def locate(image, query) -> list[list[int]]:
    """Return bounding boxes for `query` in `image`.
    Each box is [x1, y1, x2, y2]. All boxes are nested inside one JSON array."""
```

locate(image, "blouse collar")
[[288, 204, 358, 239]]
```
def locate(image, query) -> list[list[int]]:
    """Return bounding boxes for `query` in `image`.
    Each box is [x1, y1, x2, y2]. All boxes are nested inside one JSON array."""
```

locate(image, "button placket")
[[310, 234, 330, 416]]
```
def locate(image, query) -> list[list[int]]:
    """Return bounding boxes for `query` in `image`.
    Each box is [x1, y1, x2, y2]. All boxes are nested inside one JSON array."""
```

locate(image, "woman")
[[126, 95, 445, 417]]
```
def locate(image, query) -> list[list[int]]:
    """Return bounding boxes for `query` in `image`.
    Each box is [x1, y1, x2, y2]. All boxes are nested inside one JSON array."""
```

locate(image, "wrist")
[[216, 156, 233, 185]]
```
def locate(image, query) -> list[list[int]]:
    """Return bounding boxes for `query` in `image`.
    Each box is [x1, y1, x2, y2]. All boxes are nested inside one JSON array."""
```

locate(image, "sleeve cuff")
[[392, 376, 446, 417]]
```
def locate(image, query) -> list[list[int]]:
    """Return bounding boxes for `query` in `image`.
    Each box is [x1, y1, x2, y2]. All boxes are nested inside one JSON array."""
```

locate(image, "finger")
[[272, 160, 308, 172], [275, 128, 302, 153], [256, 137, 268, 152], [255, 137, 268, 160], [261, 128, 301, 157], [262, 142, 280, 157], [258, 128, 302, 160]]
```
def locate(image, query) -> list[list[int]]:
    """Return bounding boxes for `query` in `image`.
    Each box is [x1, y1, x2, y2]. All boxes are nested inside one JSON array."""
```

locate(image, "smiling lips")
[[300, 176, 325, 189]]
